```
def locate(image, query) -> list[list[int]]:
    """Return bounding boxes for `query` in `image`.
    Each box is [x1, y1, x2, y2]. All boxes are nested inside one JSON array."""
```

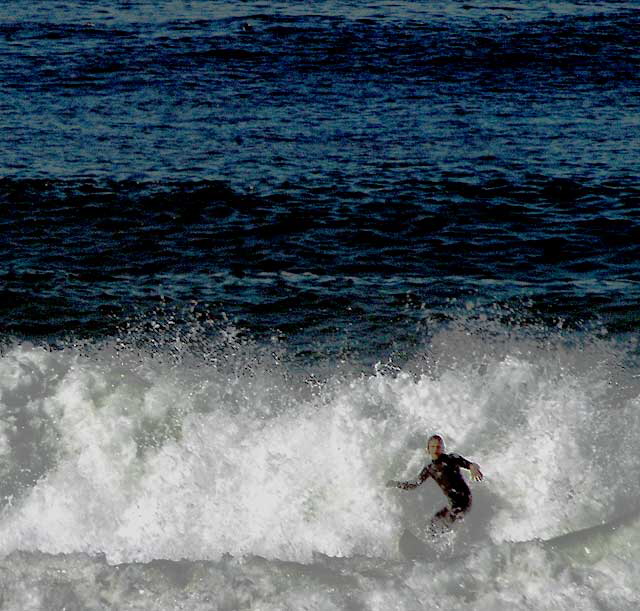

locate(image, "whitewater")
[[0, 317, 638, 610]]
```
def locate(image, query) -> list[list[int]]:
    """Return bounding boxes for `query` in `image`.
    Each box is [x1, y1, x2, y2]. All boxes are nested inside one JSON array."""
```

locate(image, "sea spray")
[[0, 318, 638, 609]]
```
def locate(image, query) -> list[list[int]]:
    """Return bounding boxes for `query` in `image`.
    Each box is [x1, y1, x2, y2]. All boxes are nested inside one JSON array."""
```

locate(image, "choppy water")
[[1, 1, 640, 609]]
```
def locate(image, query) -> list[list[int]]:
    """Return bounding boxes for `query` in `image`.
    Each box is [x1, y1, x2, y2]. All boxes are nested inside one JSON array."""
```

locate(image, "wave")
[[2, 176, 639, 267], [1, 316, 639, 608], [0, 318, 638, 566], [2, 174, 639, 342], [2, 176, 638, 244], [5, 6, 639, 79], [1, 512, 638, 611]]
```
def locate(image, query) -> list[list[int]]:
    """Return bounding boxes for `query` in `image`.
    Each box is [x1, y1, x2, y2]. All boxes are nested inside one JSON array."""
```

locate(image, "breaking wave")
[[0, 317, 638, 609]]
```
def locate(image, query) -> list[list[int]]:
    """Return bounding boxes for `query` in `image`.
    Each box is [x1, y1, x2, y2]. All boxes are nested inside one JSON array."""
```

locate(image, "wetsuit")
[[396, 453, 473, 529]]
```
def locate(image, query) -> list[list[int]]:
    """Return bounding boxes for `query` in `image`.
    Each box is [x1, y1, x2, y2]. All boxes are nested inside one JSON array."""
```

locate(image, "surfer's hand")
[[386, 480, 398, 488], [469, 463, 483, 481]]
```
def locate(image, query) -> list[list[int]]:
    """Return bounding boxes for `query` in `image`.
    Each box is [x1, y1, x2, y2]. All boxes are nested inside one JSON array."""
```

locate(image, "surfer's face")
[[427, 437, 443, 460]]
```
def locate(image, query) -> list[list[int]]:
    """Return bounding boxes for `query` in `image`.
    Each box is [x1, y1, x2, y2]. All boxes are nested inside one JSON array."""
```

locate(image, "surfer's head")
[[426, 434, 444, 460]]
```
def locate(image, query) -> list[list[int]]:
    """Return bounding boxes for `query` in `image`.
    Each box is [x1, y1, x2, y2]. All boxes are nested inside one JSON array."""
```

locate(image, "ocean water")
[[1, 1, 640, 609]]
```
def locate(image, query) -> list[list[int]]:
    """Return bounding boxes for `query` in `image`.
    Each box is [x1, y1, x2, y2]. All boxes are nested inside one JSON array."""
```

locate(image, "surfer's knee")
[[433, 506, 451, 520], [453, 494, 471, 513], [447, 495, 471, 523]]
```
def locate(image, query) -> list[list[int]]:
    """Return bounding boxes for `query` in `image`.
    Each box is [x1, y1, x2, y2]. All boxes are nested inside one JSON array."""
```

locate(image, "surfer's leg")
[[429, 494, 472, 535], [428, 506, 455, 536], [449, 494, 472, 522]]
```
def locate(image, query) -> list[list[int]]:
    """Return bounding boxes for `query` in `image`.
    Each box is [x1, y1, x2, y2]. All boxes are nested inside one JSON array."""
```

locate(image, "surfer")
[[387, 434, 483, 533]]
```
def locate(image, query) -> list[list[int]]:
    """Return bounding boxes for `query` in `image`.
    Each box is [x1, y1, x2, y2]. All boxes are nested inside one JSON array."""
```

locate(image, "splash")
[[0, 316, 638, 575]]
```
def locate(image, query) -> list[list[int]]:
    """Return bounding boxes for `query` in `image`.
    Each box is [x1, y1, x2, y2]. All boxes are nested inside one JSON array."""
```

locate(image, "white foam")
[[0, 324, 638, 577]]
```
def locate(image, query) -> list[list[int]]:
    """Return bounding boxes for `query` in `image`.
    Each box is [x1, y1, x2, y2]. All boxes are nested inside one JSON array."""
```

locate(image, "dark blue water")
[[2, 0, 639, 353]]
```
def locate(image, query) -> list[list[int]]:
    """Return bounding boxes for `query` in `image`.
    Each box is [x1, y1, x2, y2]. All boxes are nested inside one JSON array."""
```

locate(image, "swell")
[[3, 175, 638, 233], [0, 175, 639, 339], [3, 10, 639, 85]]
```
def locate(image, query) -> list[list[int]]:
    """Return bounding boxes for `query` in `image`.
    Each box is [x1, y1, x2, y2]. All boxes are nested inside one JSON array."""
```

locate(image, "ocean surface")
[[1, 1, 640, 609]]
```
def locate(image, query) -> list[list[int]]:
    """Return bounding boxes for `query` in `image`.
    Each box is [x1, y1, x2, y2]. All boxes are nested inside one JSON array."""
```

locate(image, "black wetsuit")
[[397, 453, 473, 527]]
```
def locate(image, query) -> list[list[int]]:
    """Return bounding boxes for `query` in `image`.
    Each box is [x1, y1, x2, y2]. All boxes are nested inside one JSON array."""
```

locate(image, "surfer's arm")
[[388, 466, 430, 490], [469, 463, 483, 481], [452, 454, 484, 481], [451, 454, 484, 482]]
